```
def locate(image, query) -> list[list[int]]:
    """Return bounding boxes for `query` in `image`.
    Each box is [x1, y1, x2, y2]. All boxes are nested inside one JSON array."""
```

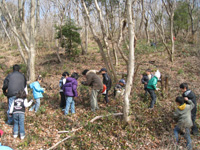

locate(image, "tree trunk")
[[144, 15, 150, 44], [170, 15, 174, 62], [28, 0, 36, 81], [112, 41, 118, 66], [123, 0, 135, 123], [84, 16, 88, 55], [81, 0, 112, 76]]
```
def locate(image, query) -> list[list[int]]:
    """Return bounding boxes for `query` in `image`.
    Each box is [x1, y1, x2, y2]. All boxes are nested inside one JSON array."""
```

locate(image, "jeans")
[[91, 90, 99, 112], [7, 96, 16, 124], [65, 97, 75, 115], [103, 90, 109, 103], [29, 99, 40, 112], [60, 92, 66, 109], [147, 89, 156, 108], [174, 126, 192, 150], [13, 113, 25, 136]]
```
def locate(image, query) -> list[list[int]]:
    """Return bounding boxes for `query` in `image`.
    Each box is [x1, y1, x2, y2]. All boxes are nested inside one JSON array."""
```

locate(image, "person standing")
[[29, 75, 45, 113], [63, 72, 79, 115], [146, 70, 161, 108], [9, 90, 33, 140], [59, 72, 69, 109], [99, 68, 112, 104], [81, 69, 103, 112], [141, 69, 154, 98], [2, 64, 27, 125], [180, 83, 198, 135]]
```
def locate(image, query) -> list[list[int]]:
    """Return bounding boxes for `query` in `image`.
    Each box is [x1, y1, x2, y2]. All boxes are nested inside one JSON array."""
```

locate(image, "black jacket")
[[2, 71, 26, 98], [183, 89, 197, 116], [141, 74, 154, 90], [102, 73, 112, 90]]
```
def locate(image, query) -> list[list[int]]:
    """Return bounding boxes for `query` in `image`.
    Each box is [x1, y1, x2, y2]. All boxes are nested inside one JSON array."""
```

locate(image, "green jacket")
[[147, 76, 158, 90]]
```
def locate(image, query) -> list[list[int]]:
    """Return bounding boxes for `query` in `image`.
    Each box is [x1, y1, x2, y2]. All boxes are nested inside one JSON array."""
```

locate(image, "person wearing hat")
[[81, 69, 103, 112], [99, 68, 112, 104], [147, 70, 161, 108], [114, 79, 126, 97]]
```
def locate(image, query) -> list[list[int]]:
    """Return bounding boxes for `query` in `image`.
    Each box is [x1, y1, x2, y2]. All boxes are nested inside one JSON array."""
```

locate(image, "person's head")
[[99, 68, 107, 74], [71, 72, 79, 80], [82, 69, 89, 77], [37, 75, 43, 83], [62, 72, 69, 78], [180, 83, 188, 93], [119, 79, 126, 86], [146, 69, 151, 75], [175, 96, 184, 106], [13, 64, 20, 72], [16, 90, 27, 99]]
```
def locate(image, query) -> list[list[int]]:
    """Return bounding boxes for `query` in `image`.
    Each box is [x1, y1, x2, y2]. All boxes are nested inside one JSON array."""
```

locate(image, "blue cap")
[[119, 79, 126, 84]]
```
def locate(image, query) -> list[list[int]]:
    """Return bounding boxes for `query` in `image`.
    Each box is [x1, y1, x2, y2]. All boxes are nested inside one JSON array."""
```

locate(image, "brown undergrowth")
[[0, 40, 200, 150]]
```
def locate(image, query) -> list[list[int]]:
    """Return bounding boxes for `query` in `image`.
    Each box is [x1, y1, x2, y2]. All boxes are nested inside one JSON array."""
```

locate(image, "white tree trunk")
[[123, 0, 135, 123]]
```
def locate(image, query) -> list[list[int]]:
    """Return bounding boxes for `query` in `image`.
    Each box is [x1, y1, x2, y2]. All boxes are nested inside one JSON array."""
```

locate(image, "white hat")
[[155, 70, 161, 79]]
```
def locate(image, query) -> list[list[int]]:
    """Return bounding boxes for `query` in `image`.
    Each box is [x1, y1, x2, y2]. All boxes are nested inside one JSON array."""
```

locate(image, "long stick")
[[47, 136, 71, 150]]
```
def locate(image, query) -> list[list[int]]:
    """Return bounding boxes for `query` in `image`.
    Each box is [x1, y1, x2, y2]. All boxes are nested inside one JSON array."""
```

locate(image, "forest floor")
[[0, 40, 200, 150]]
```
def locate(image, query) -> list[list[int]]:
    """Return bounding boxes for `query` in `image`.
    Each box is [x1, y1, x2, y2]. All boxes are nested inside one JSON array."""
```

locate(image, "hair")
[[82, 69, 89, 75], [175, 96, 184, 105], [180, 83, 188, 90], [37, 75, 43, 81], [16, 90, 27, 99], [146, 68, 151, 72], [71, 72, 79, 80], [62, 72, 69, 77], [13, 64, 20, 71]]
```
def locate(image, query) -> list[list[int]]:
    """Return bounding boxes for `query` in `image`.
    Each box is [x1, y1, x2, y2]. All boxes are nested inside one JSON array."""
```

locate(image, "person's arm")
[[9, 100, 14, 114], [103, 74, 109, 84], [84, 74, 93, 86], [184, 98, 194, 110], [72, 82, 78, 97], [2, 75, 9, 94], [173, 109, 179, 119], [152, 79, 157, 90], [34, 83, 44, 93], [141, 76, 146, 84], [24, 99, 33, 107]]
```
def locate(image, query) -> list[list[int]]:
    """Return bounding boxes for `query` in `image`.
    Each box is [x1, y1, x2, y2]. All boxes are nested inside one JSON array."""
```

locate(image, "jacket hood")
[[66, 77, 77, 83], [86, 70, 97, 75], [155, 70, 161, 79], [184, 90, 191, 96], [178, 103, 186, 110]]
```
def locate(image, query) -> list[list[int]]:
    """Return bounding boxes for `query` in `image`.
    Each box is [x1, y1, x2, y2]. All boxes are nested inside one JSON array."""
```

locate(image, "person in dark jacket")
[[180, 83, 198, 135], [63, 72, 78, 115], [99, 68, 112, 104], [141, 69, 154, 97], [2, 64, 27, 125], [81, 69, 103, 112], [59, 72, 69, 109]]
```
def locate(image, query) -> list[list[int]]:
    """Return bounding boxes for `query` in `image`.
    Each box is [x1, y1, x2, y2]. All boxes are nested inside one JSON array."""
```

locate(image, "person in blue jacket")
[[29, 75, 45, 112]]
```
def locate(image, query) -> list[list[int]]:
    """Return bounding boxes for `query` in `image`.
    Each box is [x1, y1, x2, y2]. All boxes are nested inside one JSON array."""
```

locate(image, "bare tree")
[[0, 0, 39, 81], [123, 0, 136, 122]]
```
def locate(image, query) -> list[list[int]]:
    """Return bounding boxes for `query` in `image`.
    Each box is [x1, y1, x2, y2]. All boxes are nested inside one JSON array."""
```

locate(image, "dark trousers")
[[191, 113, 199, 135], [147, 89, 156, 108], [103, 90, 109, 103], [60, 92, 66, 108]]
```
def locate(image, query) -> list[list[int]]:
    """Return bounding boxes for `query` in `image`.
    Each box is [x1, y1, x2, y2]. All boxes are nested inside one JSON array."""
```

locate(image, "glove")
[[156, 88, 160, 91], [30, 99, 34, 103]]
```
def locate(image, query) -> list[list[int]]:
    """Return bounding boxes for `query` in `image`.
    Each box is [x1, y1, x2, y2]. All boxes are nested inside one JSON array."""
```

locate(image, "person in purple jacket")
[[63, 72, 79, 115]]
